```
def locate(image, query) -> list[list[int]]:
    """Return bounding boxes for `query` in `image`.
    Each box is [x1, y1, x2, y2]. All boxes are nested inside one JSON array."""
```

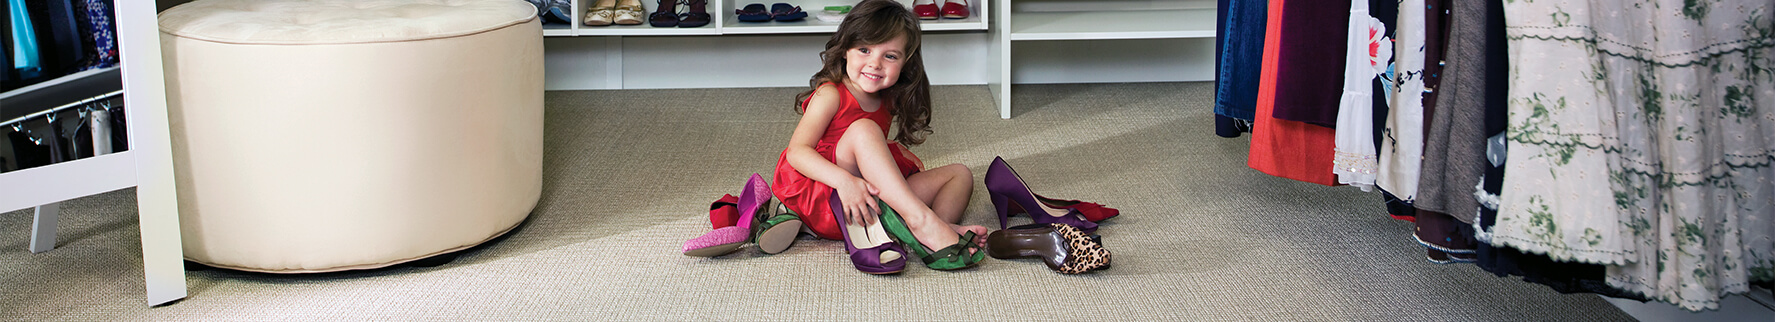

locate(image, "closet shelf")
[[0, 67, 123, 123], [720, 16, 987, 34], [578, 24, 723, 36], [544, 24, 575, 36], [1009, 8, 1215, 41], [543, 0, 987, 36]]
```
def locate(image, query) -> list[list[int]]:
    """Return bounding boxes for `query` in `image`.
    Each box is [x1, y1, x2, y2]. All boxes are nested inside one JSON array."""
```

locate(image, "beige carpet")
[[1, 83, 1634, 320]]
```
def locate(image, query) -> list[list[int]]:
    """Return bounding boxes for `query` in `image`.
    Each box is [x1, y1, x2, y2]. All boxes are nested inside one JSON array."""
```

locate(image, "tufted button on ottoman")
[[159, 0, 542, 273]]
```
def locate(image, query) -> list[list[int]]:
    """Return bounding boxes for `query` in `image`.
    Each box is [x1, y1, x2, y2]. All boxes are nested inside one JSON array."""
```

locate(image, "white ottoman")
[[159, 0, 543, 273]]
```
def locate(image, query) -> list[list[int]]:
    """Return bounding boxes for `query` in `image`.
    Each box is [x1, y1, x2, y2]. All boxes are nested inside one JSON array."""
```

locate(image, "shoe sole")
[[681, 241, 744, 257], [757, 220, 802, 254]]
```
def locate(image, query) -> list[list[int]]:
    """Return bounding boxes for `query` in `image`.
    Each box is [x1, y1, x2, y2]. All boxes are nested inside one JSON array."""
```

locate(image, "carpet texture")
[[0, 83, 1633, 320]]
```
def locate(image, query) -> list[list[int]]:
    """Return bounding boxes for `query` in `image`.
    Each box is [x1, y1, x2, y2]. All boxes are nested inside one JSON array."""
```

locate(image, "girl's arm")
[[785, 83, 882, 224]]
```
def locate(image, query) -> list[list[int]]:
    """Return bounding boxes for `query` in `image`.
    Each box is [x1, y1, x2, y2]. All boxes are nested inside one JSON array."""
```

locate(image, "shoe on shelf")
[[614, 0, 646, 25], [770, 3, 807, 22], [878, 201, 986, 271], [830, 193, 906, 274], [985, 156, 1099, 232], [940, 0, 968, 19], [912, 0, 938, 20], [650, 0, 680, 27], [584, 0, 616, 26], [678, 0, 712, 28], [986, 223, 1111, 274], [736, 3, 773, 22]]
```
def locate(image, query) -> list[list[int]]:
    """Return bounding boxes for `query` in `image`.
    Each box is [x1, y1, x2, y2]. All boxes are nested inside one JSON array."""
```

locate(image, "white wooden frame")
[[0, 1, 188, 306]]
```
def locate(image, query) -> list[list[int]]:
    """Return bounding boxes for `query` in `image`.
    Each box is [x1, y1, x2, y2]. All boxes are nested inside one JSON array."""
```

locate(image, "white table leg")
[[29, 203, 60, 253]]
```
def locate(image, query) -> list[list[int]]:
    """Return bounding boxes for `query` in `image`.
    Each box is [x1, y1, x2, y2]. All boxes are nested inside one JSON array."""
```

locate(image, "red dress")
[[1246, 0, 1339, 186], [773, 83, 923, 240]]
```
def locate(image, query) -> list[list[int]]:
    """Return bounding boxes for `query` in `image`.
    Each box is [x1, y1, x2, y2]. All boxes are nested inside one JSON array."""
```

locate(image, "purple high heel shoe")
[[985, 156, 1099, 232], [830, 191, 907, 274]]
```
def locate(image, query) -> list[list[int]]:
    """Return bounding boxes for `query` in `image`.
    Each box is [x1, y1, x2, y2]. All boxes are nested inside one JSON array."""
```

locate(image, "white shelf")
[[577, 24, 722, 36], [543, 23, 575, 36], [1010, 8, 1215, 41], [545, 0, 987, 36], [721, 16, 986, 34]]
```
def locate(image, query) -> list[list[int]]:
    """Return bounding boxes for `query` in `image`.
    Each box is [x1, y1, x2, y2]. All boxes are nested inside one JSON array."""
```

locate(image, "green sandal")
[[878, 202, 986, 270], [752, 201, 803, 254]]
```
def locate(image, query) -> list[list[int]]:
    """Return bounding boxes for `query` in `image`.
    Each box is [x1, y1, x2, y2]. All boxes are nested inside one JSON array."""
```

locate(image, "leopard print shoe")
[[985, 223, 1112, 274]]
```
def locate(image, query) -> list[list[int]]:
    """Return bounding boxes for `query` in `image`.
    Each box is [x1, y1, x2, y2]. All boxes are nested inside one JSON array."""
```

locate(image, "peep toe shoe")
[[831, 193, 906, 274], [878, 203, 986, 271], [985, 156, 1099, 232]]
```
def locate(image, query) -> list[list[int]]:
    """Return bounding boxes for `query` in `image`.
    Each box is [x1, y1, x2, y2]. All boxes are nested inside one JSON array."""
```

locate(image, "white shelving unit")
[[543, 0, 986, 35], [988, 0, 1216, 118], [1, 1, 188, 306]]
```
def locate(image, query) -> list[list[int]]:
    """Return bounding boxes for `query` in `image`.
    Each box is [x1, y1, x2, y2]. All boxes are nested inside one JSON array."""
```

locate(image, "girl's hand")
[[836, 177, 881, 226]]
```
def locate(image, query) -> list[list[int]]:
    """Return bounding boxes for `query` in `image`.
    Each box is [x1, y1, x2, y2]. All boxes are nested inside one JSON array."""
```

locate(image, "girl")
[[771, 0, 986, 272]]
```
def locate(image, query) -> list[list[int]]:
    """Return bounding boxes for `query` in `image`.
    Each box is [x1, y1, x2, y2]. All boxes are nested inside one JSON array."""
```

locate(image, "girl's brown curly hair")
[[793, 0, 932, 146]]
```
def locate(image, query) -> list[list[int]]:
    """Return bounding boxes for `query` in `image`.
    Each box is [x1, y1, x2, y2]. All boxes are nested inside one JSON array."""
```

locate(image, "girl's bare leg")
[[832, 119, 967, 249]]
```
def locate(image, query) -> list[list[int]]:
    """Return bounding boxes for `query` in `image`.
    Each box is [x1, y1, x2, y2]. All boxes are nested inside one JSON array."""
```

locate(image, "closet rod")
[[1, 90, 124, 127]]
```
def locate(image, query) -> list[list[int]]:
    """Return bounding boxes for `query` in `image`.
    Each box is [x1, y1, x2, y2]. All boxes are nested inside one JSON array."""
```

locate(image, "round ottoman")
[[159, 0, 542, 273]]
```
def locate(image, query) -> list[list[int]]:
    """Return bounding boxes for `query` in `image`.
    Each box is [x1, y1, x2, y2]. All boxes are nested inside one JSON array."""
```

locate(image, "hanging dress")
[[1493, 0, 1775, 311], [1213, 0, 1269, 138], [1331, 0, 1389, 190], [1376, 0, 1430, 206], [1246, 0, 1338, 186]]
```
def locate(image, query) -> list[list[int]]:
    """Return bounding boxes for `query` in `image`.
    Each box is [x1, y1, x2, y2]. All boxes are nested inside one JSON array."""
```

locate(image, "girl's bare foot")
[[953, 224, 988, 248]]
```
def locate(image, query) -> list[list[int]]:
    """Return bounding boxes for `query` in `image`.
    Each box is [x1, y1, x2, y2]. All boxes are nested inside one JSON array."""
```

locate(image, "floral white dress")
[[1492, 0, 1775, 311], [1333, 0, 1391, 191], [1377, 0, 1427, 202]]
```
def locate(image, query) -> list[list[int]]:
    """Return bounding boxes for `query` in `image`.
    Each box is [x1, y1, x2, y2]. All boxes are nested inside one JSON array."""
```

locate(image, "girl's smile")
[[844, 35, 908, 94]]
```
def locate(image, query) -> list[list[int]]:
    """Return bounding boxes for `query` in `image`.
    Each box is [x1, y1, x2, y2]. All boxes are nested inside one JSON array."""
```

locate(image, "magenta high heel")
[[984, 156, 1099, 232]]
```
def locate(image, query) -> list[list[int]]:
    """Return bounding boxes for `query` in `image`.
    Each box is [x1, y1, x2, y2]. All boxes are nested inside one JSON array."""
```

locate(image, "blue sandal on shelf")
[[735, 3, 772, 22], [770, 3, 806, 22]]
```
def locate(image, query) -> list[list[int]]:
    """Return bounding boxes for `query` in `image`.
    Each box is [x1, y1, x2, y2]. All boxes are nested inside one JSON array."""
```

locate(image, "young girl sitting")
[[771, 0, 987, 273]]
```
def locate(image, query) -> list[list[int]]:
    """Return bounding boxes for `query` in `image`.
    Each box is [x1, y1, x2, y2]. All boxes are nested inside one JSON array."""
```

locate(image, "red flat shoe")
[[913, 0, 939, 20], [940, 0, 968, 19], [1007, 194, 1120, 223]]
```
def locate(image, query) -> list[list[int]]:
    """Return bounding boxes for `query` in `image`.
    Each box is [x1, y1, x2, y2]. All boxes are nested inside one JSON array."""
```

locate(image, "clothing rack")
[[1, 89, 121, 127]]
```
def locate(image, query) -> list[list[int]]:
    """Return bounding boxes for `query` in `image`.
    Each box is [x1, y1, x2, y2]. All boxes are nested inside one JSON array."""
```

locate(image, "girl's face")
[[843, 35, 908, 94]]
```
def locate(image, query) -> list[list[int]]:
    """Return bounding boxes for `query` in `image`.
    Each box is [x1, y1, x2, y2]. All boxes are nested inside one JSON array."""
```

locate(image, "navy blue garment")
[[1212, 0, 1266, 123]]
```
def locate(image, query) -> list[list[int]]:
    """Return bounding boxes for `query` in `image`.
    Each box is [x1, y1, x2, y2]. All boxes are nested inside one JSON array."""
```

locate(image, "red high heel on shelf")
[[939, 0, 968, 19], [912, 0, 939, 20]]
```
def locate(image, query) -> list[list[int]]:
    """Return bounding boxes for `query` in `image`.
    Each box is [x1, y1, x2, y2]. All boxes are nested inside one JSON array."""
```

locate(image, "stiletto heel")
[[991, 192, 1011, 230], [984, 156, 1099, 232], [831, 192, 906, 274], [985, 223, 1111, 274]]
